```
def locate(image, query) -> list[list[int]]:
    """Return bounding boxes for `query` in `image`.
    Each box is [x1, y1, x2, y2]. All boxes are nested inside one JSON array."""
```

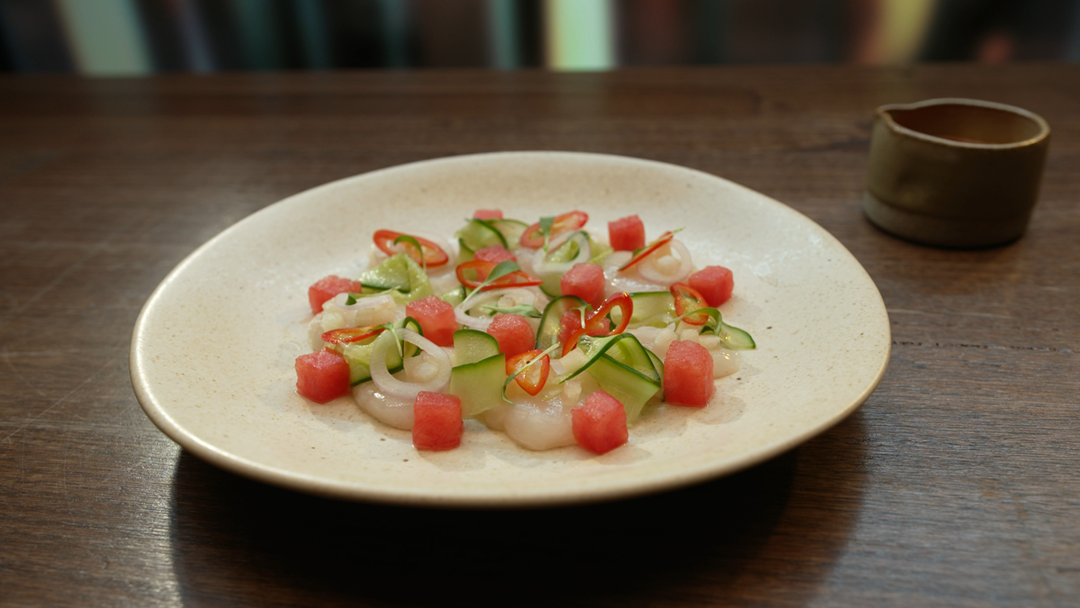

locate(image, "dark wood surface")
[[1, 64, 1078, 607]]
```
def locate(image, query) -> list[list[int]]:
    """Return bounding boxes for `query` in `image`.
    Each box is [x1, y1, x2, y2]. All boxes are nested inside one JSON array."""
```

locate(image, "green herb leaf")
[[539, 216, 554, 251], [345, 293, 358, 306], [458, 260, 522, 309], [480, 304, 542, 318], [393, 234, 426, 272]]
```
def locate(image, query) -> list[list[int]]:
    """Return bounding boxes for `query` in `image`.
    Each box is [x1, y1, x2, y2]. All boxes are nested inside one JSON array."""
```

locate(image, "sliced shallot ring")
[[636, 239, 693, 286], [454, 288, 537, 330], [370, 329, 452, 399]]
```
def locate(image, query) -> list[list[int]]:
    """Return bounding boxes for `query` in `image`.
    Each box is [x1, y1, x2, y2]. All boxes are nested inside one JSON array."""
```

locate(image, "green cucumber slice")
[[453, 329, 501, 366], [356, 253, 434, 304], [695, 307, 756, 350], [488, 219, 528, 246], [602, 333, 662, 383], [342, 317, 422, 386], [536, 294, 587, 351], [585, 355, 661, 424], [448, 353, 507, 417], [561, 333, 660, 384], [455, 218, 507, 252], [440, 285, 467, 307], [715, 322, 756, 350], [609, 291, 677, 328]]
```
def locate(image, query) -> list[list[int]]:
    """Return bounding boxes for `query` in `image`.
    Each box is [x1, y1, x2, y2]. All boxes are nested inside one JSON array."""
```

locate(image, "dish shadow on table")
[[167, 413, 868, 607]]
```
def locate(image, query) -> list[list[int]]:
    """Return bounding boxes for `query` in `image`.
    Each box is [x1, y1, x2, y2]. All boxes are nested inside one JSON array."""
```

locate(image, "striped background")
[[2, 0, 1079, 75]]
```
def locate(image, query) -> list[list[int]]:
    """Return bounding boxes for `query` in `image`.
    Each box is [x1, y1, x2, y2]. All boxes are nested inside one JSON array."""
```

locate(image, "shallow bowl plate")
[[131, 152, 890, 508]]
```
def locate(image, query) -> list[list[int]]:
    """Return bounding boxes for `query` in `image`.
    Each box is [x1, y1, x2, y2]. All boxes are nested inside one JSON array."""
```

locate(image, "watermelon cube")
[[295, 348, 351, 404], [308, 275, 362, 315], [413, 391, 464, 451], [486, 314, 535, 358], [688, 266, 734, 307], [473, 209, 503, 220], [473, 244, 517, 279], [406, 296, 457, 347], [608, 215, 646, 251], [560, 263, 606, 309], [572, 390, 628, 454], [663, 340, 715, 407]]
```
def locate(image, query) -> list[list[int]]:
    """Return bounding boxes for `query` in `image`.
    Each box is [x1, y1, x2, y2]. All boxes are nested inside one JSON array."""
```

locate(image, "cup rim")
[[876, 97, 1050, 149]]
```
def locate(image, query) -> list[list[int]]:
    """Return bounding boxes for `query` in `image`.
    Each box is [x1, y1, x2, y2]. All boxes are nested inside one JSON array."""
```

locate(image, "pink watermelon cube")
[[560, 263, 606, 309], [413, 391, 464, 451], [572, 390, 628, 454], [473, 209, 503, 220], [608, 215, 646, 251], [663, 340, 715, 407], [486, 314, 535, 358], [406, 296, 457, 347], [473, 244, 517, 279], [295, 348, 351, 404], [688, 266, 734, 307], [308, 275, 362, 315]]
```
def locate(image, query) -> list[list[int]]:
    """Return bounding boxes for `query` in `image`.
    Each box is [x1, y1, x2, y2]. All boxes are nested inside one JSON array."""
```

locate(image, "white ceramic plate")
[[131, 152, 890, 508]]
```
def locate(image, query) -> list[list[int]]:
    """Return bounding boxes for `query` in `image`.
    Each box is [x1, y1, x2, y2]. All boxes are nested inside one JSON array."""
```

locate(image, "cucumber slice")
[[457, 240, 475, 263], [602, 334, 661, 383], [456, 219, 507, 252], [586, 234, 613, 265], [561, 333, 659, 384], [715, 322, 756, 350], [609, 291, 677, 328], [536, 295, 587, 351], [440, 285, 467, 307], [586, 355, 661, 424], [695, 307, 756, 350], [453, 329, 501, 366], [448, 353, 507, 417], [488, 219, 528, 247], [356, 253, 434, 303], [342, 317, 422, 385]]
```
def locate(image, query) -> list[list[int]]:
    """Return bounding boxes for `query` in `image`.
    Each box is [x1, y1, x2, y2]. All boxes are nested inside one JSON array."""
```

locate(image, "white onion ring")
[[454, 287, 537, 330], [535, 232, 592, 275], [370, 329, 451, 399], [636, 239, 693, 285]]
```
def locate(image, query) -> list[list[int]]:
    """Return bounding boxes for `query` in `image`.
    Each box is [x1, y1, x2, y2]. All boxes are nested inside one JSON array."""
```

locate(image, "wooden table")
[[2, 64, 1077, 607]]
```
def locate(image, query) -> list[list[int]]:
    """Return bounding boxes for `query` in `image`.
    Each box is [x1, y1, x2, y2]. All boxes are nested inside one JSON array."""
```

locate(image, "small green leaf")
[[480, 304, 542, 318], [345, 293, 358, 306], [393, 234, 426, 272], [459, 260, 523, 309], [540, 216, 554, 251]]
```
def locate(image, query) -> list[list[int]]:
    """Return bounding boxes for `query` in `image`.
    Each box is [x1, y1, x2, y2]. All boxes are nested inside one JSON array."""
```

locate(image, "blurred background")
[[1, 0, 1078, 75]]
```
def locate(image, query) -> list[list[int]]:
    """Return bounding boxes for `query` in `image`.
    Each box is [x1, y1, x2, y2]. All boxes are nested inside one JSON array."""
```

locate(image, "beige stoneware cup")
[[863, 98, 1050, 248]]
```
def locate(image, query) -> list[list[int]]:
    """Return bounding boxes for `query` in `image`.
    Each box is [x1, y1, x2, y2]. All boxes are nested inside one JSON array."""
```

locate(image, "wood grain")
[[1, 64, 1078, 607]]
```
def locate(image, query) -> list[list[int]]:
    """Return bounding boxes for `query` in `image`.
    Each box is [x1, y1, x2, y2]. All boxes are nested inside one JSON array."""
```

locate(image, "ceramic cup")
[[863, 98, 1050, 248]]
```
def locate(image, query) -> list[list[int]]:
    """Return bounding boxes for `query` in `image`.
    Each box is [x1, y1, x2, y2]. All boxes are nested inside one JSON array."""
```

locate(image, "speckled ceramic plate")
[[130, 152, 890, 508]]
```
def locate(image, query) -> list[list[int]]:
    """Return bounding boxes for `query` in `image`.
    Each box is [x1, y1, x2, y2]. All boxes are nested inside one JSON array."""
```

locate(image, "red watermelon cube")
[[308, 275, 363, 315], [663, 340, 715, 407], [473, 244, 518, 279], [473, 209, 503, 220], [572, 390, 628, 454], [406, 296, 457, 347], [413, 391, 464, 451], [688, 266, 734, 307], [295, 348, 351, 404], [560, 263, 606, 309], [486, 314, 535, 358], [608, 215, 646, 251]]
